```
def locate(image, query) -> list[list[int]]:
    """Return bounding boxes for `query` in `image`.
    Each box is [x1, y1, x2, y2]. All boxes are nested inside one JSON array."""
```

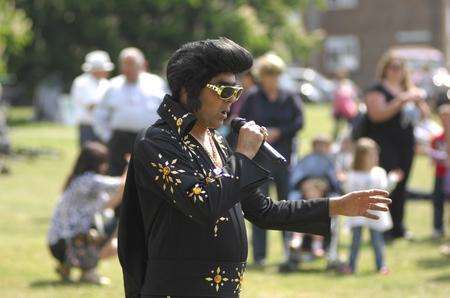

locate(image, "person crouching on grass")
[[47, 142, 126, 284]]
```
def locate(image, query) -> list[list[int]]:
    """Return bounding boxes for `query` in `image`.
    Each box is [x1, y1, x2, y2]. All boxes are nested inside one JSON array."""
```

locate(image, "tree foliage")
[[0, 0, 32, 78], [10, 0, 325, 100]]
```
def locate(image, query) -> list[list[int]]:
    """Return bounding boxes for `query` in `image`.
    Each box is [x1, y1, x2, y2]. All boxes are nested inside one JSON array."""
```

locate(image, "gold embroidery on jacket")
[[180, 135, 199, 159], [150, 154, 185, 194], [231, 266, 245, 293], [212, 132, 229, 157], [205, 266, 229, 292], [187, 183, 207, 203], [171, 113, 190, 135], [213, 217, 229, 237]]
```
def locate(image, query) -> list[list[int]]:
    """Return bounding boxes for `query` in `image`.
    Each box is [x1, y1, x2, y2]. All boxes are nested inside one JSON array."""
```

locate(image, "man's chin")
[[209, 119, 223, 129]]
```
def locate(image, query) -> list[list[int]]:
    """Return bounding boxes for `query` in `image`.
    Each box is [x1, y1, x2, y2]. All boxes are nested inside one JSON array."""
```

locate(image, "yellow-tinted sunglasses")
[[206, 84, 244, 102]]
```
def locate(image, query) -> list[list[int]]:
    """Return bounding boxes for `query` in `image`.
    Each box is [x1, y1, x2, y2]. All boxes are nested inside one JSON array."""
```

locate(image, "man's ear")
[[180, 87, 188, 106], [143, 60, 149, 71]]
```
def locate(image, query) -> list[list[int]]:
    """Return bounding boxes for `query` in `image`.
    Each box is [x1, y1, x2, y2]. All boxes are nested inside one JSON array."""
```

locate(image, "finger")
[[349, 189, 389, 198], [369, 196, 392, 205], [364, 189, 389, 197], [368, 204, 389, 212], [363, 211, 379, 220], [249, 124, 262, 134], [242, 121, 255, 129], [260, 126, 268, 138]]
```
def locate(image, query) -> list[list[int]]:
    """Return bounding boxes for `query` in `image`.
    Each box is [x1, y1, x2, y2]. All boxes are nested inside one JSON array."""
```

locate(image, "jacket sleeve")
[[241, 189, 331, 237], [133, 132, 271, 225]]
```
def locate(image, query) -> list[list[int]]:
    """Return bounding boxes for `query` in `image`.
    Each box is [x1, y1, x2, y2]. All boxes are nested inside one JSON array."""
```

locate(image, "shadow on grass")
[[417, 256, 450, 269], [384, 236, 444, 249], [280, 267, 325, 275], [430, 274, 450, 283], [246, 262, 326, 274], [8, 117, 34, 127], [29, 279, 75, 288], [29, 279, 102, 288]]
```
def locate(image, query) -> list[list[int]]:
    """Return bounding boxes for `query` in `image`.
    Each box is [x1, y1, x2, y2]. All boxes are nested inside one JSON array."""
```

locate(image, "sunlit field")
[[1, 104, 449, 298]]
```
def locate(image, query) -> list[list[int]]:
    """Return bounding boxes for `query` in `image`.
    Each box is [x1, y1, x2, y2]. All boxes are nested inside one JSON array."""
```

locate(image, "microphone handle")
[[260, 141, 287, 165]]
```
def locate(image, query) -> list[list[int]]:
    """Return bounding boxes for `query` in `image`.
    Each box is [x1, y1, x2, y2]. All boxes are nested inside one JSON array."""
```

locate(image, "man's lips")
[[220, 110, 229, 118]]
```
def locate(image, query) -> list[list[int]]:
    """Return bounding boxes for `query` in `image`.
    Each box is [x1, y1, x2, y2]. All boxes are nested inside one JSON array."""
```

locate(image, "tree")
[[10, 0, 324, 103], [0, 0, 32, 78]]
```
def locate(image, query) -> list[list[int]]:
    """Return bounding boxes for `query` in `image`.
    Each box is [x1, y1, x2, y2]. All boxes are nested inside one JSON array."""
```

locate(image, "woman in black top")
[[365, 51, 429, 240]]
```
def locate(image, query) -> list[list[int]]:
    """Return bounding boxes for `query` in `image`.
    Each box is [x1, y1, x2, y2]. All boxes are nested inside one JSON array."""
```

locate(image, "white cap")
[[82, 50, 114, 72]]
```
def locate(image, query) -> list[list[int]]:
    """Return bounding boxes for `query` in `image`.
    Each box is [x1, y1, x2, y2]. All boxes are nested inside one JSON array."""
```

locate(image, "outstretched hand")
[[329, 189, 391, 220]]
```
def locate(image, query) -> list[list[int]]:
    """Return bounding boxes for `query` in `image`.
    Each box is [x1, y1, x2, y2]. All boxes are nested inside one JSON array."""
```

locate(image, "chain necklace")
[[205, 130, 223, 169], [190, 129, 223, 169]]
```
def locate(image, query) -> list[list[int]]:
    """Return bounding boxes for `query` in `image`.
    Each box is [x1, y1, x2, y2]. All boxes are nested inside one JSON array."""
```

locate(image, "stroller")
[[280, 152, 343, 272]]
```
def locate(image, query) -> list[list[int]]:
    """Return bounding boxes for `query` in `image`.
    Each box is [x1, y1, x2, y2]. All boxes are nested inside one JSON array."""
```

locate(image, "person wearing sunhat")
[[71, 50, 114, 147]]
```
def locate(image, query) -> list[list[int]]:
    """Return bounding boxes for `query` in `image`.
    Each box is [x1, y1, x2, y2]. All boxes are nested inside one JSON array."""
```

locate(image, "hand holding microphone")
[[234, 120, 265, 160], [231, 117, 287, 165]]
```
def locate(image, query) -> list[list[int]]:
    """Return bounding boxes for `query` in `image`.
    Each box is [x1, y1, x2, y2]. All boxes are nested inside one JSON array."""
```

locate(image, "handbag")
[[64, 210, 108, 270], [65, 232, 101, 270]]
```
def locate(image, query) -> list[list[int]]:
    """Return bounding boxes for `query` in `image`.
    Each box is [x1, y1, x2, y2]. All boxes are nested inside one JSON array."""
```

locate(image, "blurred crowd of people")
[[47, 47, 167, 284], [45, 46, 450, 285]]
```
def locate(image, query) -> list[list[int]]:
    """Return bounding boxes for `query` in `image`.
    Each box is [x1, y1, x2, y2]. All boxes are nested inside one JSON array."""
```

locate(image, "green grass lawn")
[[1, 105, 450, 298]]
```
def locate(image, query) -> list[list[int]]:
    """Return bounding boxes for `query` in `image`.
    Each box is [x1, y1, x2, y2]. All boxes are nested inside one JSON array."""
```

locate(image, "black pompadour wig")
[[166, 37, 253, 112]]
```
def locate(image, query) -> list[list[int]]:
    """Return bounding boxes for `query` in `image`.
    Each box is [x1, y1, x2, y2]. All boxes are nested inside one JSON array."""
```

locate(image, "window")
[[327, 0, 359, 10], [395, 30, 432, 43], [324, 35, 360, 72]]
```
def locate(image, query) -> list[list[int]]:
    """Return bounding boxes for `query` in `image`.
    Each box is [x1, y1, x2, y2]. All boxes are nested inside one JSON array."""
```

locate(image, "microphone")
[[230, 117, 287, 165]]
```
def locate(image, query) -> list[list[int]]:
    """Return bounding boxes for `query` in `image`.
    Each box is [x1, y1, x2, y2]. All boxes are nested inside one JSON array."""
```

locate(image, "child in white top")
[[342, 138, 403, 274]]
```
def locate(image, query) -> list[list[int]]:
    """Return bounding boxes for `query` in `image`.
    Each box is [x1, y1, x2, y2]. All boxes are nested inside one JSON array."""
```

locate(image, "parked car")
[[279, 67, 336, 103]]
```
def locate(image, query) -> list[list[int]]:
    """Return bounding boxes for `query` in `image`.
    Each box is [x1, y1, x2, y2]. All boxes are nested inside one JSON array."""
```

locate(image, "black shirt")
[[118, 95, 330, 297], [238, 86, 304, 163], [366, 83, 415, 147]]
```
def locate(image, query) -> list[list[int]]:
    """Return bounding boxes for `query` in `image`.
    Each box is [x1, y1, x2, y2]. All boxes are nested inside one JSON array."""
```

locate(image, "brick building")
[[307, 0, 450, 88]]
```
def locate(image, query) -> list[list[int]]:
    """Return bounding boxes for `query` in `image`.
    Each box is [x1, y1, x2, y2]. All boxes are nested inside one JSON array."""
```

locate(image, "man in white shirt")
[[93, 47, 166, 176], [71, 50, 114, 147]]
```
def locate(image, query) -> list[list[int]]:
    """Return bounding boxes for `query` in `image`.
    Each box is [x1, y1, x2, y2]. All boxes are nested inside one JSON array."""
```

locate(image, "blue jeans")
[[348, 227, 385, 272]]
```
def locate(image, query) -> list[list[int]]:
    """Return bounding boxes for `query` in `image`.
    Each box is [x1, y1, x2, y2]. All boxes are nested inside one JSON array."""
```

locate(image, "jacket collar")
[[157, 95, 197, 137]]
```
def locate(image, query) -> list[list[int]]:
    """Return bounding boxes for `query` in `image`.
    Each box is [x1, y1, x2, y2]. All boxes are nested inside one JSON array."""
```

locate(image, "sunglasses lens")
[[220, 87, 235, 99]]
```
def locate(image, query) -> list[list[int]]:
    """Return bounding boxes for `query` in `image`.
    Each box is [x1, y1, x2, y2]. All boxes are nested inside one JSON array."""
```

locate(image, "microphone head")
[[230, 117, 247, 133]]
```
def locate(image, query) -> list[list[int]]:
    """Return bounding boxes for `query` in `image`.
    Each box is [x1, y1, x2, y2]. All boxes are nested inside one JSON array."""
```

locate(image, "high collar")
[[157, 95, 197, 138]]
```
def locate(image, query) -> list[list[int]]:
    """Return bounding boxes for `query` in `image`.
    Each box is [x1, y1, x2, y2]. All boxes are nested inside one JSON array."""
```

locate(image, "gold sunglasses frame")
[[206, 84, 244, 101]]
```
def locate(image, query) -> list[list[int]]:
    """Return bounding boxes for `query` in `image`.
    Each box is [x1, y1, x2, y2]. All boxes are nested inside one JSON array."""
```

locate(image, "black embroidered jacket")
[[118, 95, 331, 297]]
